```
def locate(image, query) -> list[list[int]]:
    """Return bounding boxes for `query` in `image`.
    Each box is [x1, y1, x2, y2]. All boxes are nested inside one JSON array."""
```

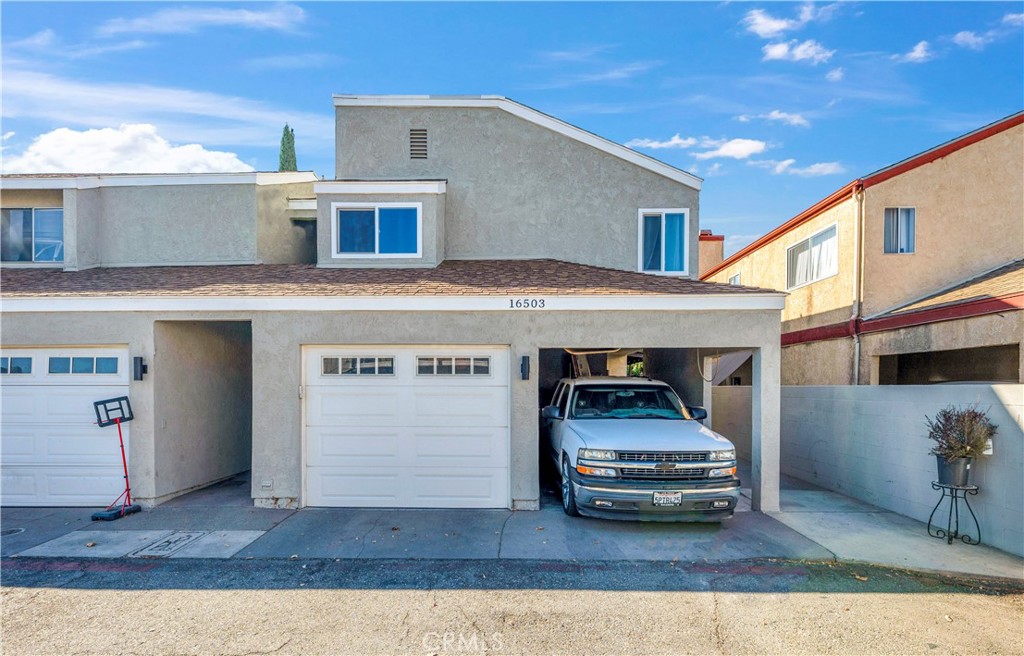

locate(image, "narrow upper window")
[[787, 224, 838, 290], [409, 129, 428, 159], [46, 356, 118, 375], [322, 356, 395, 376], [0, 357, 32, 374], [884, 208, 915, 254], [728, 273, 741, 285], [332, 203, 422, 258], [416, 356, 490, 376], [1, 208, 64, 263], [638, 209, 689, 275]]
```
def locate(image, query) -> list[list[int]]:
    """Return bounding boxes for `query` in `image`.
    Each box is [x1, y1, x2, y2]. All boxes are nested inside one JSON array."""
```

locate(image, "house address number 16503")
[[508, 298, 546, 309]]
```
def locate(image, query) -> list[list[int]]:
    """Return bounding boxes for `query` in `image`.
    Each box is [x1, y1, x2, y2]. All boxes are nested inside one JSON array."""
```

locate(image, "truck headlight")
[[710, 449, 735, 461], [709, 467, 737, 478], [579, 448, 616, 461], [577, 465, 617, 477]]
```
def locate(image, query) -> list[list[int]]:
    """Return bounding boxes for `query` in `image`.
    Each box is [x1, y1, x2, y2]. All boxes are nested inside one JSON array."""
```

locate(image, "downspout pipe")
[[851, 182, 865, 385]]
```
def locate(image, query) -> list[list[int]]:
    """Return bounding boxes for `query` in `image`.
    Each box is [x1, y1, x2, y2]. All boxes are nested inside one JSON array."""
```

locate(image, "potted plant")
[[925, 404, 997, 487]]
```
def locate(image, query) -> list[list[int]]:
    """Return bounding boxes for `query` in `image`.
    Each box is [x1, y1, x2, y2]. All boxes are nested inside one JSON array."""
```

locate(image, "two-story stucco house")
[[1, 95, 785, 513], [703, 111, 1023, 386]]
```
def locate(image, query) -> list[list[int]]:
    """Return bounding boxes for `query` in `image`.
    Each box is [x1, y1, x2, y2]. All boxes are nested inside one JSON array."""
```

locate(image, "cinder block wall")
[[714, 384, 1024, 557]]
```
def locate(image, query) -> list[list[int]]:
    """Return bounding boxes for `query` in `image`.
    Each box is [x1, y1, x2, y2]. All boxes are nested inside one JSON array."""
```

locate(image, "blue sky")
[[2, 2, 1022, 254]]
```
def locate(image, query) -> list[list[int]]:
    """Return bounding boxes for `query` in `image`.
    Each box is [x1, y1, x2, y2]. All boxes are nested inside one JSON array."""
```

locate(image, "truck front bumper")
[[571, 475, 741, 522]]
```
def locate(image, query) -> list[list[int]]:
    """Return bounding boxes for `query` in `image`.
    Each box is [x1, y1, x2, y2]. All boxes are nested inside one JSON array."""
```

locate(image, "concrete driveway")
[[2, 464, 1022, 580]]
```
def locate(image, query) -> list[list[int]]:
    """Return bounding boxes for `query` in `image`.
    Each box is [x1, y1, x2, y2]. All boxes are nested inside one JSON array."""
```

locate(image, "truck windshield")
[[569, 386, 690, 420]]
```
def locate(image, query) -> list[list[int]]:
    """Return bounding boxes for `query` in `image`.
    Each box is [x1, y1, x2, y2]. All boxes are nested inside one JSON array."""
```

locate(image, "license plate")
[[653, 491, 682, 506]]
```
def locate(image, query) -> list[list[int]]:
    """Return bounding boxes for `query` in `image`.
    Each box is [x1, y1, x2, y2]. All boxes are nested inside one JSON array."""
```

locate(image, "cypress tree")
[[279, 124, 297, 171]]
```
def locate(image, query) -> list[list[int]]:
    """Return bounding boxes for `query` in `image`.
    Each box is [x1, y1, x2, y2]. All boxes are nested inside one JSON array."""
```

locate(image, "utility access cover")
[[128, 531, 207, 558]]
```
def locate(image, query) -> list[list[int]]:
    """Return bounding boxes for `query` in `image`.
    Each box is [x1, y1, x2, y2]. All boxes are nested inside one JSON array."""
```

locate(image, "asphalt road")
[[3, 558, 1022, 655]]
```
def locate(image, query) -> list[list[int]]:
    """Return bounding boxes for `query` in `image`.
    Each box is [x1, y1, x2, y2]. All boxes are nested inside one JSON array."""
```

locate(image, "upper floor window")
[[728, 273, 741, 285], [884, 207, 915, 254], [1, 208, 63, 263], [638, 209, 689, 275], [331, 202, 421, 259], [787, 224, 838, 290]]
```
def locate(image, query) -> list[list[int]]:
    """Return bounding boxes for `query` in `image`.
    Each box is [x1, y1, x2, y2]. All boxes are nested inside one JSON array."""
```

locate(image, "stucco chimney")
[[698, 229, 725, 276]]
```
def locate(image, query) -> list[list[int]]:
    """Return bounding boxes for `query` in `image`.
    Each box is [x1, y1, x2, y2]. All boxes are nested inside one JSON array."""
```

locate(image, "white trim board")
[[2, 294, 786, 313], [314, 181, 446, 195], [0, 172, 319, 190], [333, 95, 702, 190]]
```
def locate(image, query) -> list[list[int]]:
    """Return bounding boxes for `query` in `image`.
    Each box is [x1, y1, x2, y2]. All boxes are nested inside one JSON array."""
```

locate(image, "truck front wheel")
[[561, 457, 581, 517]]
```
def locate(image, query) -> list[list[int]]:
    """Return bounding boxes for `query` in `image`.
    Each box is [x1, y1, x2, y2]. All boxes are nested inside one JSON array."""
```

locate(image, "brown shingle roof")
[[1, 259, 780, 298], [879, 259, 1024, 317]]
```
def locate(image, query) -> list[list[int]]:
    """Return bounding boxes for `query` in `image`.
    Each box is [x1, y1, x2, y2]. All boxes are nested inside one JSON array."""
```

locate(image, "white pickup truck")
[[542, 376, 740, 521]]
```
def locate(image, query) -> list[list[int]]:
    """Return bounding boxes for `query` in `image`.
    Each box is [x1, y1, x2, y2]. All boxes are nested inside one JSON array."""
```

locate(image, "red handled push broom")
[[91, 396, 141, 521]]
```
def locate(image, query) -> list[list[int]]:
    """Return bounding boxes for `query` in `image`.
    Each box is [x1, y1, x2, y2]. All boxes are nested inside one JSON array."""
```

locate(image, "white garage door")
[[304, 346, 510, 508], [1, 348, 130, 506]]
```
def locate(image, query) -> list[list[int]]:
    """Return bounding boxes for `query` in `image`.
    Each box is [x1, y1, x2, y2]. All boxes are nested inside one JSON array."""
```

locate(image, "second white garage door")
[[304, 346, 510, 508]]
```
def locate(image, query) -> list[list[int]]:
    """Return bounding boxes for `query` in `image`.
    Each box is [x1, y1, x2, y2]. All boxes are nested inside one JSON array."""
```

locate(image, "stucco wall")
[[711, 385, 753, 460], [316, 192, 446, 268], [335, 106, 700, 274], [781, 338, 855, 386], [0, 310, 254, 506], [250, 308, 780, 509], [861, 312, 1024, 384], [2, 306, 781, 510], [706, 196, 856, 333], [153, 321, 252, 502], [714, 383, 1024, 557], [93, 184, 257, 266], [257, 181, 317, 264], [861, 124, 1024, 316], [0, 189, 64, 208]]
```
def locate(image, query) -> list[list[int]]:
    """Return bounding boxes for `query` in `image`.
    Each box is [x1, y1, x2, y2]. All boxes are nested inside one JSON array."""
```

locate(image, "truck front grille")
[[617, 451, 707, 463], [619, 467, 708, 481]]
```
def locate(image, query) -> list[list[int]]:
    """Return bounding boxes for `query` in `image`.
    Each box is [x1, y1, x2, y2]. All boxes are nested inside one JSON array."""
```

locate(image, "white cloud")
[[1004, 13, 1024, 26], [539, 45, 615, 63], [97, 3, 306, 37], [2, 132, 14, 141], [1, 68, 334, 152], [529, 61, 661, 89], [826, 67, 844, 82], [705, 162, 724, 176], [743, 9, 801, 39], [736, 110, 810, 127], [2, 124, 254, 174], [953, 31, 992, 50], [725, 233, 763, 256], [625, 134, 697, 149], [762, 39, 835, 64], [243, 53, 342, 70], [892, 41, 933, 63], [741, 3, 840, 38], [3, 28, 149, 59], [750, 158, 845, 176], [694, 138, 767, 160]]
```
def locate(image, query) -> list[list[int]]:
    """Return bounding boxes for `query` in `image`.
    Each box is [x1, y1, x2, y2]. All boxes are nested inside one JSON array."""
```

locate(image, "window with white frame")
[[416, 356, 491, 376], [332, 202, 421, 258], [638, 209, 688, 274], [786, 224, 838, 290], [883, 207, 915, 254], [47, 356, 118, 375], [1, 208, 64, 263], [728, 273, 741, 285], [322, 356, 394, 376], [0, 356, 32, 374]]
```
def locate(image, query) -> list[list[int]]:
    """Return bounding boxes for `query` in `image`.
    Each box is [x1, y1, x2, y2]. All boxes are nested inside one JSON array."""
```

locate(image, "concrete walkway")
[[2, 469, 1021, 580]]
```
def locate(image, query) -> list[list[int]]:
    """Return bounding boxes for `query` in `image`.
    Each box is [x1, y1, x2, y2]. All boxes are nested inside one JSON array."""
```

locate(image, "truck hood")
[[568, 419, 734, 452]]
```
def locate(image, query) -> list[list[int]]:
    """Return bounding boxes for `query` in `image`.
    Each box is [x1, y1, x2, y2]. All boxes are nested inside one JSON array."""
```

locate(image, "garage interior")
[[153, 321, 253, 505], [537, 346, 760, 506]]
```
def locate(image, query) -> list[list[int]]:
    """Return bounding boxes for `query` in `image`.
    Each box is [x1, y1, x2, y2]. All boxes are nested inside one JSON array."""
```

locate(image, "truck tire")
[[561, 457, 581, 517]]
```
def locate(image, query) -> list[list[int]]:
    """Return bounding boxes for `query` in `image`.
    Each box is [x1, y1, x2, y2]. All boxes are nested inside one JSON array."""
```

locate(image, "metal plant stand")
[[927, 482, 981, 545]]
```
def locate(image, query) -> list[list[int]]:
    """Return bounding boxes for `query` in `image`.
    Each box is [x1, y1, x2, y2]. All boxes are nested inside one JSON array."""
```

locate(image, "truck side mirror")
[[541, 405, 563, 420], [687, 406, 708, 421]]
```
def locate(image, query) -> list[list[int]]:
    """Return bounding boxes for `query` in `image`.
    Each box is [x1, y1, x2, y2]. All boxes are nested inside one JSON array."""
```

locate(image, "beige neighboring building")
[[698, 229, 724, 276], [703, 112, 1024, 385]]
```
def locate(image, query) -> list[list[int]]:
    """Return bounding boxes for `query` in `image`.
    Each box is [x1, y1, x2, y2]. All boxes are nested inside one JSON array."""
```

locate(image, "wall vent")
[[409, 128, 428, 159]]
